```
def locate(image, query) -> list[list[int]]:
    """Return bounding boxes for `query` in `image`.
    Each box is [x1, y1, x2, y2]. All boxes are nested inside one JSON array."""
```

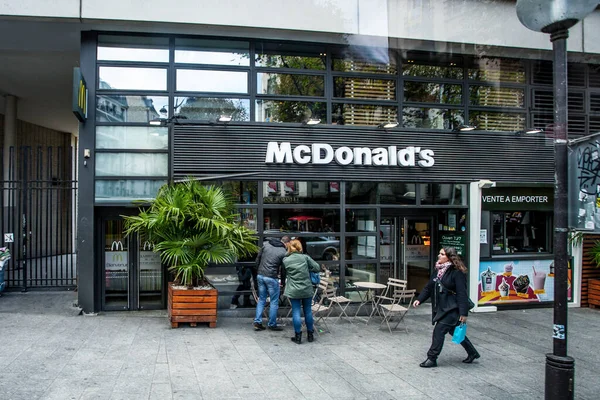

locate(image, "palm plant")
[[123, 180, 259, 287]]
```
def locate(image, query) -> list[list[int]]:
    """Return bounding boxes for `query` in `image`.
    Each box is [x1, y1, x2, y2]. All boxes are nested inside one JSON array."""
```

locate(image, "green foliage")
[[588, 240, 600, 269], [123, 180, 259, 287]]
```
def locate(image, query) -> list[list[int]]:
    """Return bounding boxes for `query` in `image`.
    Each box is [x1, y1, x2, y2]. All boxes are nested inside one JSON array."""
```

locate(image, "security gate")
[[1, 146, 77, 289]]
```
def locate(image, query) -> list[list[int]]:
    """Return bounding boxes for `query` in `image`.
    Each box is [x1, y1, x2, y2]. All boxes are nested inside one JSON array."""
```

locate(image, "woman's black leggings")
[[427, 322, 476, 360]]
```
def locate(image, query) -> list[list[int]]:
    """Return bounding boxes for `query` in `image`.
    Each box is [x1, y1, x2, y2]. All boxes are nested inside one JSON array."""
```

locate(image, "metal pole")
[[545, 28, 574, 400]]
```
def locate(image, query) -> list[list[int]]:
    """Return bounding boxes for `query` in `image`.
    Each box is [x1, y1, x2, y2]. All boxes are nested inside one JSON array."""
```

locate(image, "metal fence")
[[1, 146, 77, 289]]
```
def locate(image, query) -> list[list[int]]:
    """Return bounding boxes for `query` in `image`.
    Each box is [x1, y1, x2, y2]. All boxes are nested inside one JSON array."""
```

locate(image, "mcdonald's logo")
[[112, 253, 124, 262], [72, 67, 88, 122]]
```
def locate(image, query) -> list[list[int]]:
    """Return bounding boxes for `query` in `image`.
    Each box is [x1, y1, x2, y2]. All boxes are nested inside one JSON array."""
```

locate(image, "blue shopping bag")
[[452, 323, 467, 344]]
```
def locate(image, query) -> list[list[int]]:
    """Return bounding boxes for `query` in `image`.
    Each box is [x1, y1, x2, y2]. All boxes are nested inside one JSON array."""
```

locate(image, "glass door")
[[402, 217, 433, 292], [379, 217, 398, 285], [138, 232, 163, 309]]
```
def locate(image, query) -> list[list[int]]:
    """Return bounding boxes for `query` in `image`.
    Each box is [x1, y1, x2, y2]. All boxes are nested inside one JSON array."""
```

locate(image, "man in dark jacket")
[[253, 236, 290, 331]]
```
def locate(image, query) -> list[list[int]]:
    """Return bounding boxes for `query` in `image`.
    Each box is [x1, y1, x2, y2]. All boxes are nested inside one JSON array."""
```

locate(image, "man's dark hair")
[[281, 236, 290, 244]]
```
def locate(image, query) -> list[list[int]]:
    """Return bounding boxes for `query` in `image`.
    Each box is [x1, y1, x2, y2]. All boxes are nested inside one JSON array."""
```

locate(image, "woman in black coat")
[[412, 247, 480, 368]]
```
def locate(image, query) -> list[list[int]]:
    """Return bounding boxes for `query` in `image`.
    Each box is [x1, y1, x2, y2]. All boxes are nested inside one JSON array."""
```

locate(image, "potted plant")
[[123, 180, 258, 327], [586, 239, 600, 308]]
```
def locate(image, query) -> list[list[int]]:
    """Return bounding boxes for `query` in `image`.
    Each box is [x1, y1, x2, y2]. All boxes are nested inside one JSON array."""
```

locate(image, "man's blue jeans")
[[290, 297, 314, 334], [254, 275, 280, 327]]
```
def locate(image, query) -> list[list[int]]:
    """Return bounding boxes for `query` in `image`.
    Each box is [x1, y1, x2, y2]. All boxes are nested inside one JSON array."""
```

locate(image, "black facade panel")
[[173, 125, 554, 183]]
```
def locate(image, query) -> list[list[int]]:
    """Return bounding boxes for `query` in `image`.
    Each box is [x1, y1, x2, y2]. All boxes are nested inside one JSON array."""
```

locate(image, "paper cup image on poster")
[[477, 259, 566, 305]]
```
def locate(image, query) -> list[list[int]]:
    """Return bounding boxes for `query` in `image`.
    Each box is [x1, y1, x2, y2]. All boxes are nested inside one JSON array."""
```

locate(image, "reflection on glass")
[[255, 53, 326, 69], [346, 209, 377, 232], [98, 67, 167, 91], [96, 126, 168, 150], [104, 219, 128, 308], [420, 184, 467, 205], [236, 208, 258, 232], [176, 70, 248, 93], [262, 181, 340, 204], [402, 107, 464, 129], [98, 35, 169, 62], [469, 86, 525, 108], [332, 103, 397, 126], [255, 100, 326, 123], [468, 57, 526, 83], [95, 179, 167, 202], [346, 182, 417, 204], [294, 236, 340, 261], [333, 52, 397, 74], [257, 73, 324, 96], [174, 97, 250, 121], [334, 77, 396, 101], [96, 153, 168, 177], [96, 95, 168, 123], [199, 180, 258, 204], [404, 82, 462, 104], [263, 208, 340, 233], [138, 231, 163, 308], [175, 38, 249, 66], [469, 111, 525, 131], [403, 63, 463, 79]]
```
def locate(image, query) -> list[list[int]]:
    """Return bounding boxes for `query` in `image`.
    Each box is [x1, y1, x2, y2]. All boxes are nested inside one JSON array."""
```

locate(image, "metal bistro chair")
[[368, 278, 407, 323], [311, 278, 332, 334], [322, 281, 353, 324], [378, 287, 416, 333]]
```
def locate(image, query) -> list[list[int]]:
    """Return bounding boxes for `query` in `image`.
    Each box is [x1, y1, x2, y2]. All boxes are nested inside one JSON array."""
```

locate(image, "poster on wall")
[[477, 258, 572, 305], [440, 234, 466, 256]]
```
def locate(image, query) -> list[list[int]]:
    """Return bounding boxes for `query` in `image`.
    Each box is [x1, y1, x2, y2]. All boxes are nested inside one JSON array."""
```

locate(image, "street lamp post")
[[516, 1, 598, 399]]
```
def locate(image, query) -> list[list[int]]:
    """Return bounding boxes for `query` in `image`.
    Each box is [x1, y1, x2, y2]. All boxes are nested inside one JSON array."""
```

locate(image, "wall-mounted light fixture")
[[477, 179, 496, 189], [149, 115, 187, 126], [302, 118, 321, 126], [452, 124, 476, 133], [516, 127, 545, 135], [158, 105, 168, 115], [217, 115, 232, 123], [378, 121, 399, 129]]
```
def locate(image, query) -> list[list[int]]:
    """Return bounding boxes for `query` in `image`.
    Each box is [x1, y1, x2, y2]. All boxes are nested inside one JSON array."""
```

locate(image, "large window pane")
[[263, 181, 340, 204], [198, 180, 258, 204], [468, 57, 526, 83], [98, 67, 167, 91], [255, 54, 326, 70], [332, 103, 397, 126], [96, 153, 168, 177], [346, 182, 417, 204], [404, 82, 462, 104], [346, 182, 377, 204], [257, 73, 324, 96], [174, 97, 250, 121], [236, 208, 258, 232], [403, 63, 463, 79], [492, 211, 550, 254], [98, 35, 169, 62], [402, 107, 463, 129], [263, 208, 340, 233], [345, 237, 377, 260], [469, 86, 525, 108], [333, 52, 397, 74], [95, 179, 167, 202], [346, 209, 377, 233], [96, 95, 168, 123], [255, 100, 325, 123], [96, 126, 168, 150], [175, 38, 249, 66], [469, 111, 525, 132], [176, 70, 248, 93], [334, 77, 396, 101], [420, 184, 467, 205]]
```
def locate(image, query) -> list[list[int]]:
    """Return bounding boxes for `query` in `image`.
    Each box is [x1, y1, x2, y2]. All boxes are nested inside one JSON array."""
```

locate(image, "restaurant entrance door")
[[380, 215, 433, 292]]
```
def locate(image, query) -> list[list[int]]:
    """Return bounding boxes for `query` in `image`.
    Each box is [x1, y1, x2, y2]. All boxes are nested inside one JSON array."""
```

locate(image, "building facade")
[[1, 1, 599, 313]]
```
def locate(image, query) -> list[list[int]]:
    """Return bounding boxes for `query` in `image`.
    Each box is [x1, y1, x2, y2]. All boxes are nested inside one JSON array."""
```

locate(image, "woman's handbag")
[[452, 322, 467, 344], [306, 255, 321, 285]]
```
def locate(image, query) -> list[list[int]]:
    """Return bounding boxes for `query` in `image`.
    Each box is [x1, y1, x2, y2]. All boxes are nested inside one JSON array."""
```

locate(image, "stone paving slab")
[[0, 291, 599, 399]]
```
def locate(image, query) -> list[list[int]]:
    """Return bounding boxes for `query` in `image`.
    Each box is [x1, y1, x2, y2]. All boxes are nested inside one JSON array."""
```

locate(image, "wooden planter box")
[[589, 279, 600, 309], [168, 283, 218, 328]]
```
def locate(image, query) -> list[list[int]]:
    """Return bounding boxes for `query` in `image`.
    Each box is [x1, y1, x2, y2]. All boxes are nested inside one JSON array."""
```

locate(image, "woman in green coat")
[[283, 239, 321, 344]]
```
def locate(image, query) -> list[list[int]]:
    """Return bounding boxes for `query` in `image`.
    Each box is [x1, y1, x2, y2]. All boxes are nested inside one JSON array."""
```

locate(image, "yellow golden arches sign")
[[72, 67, 88, 122]]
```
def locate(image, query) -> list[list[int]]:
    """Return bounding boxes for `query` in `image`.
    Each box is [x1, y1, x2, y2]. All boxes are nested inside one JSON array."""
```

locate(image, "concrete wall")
[[1, 0, 599, 53]]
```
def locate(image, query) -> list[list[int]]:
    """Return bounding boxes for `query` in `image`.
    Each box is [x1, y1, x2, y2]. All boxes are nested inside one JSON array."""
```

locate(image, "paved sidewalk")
[[0, 291, 599, 400]]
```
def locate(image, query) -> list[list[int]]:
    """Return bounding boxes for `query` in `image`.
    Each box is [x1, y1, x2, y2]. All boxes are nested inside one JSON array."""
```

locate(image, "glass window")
[[175, 38, 250, 66], [174, 97, 250, 121], [255, 54, 326, 70], [469, 111, 525, 132], [96, 95, 168, 123], [97, 35, 169, 62], [402, 62, 463, 79], [95, 179, 167, 202], [346, 182, 377, 204], [293, 236, 340, 261], [257, 73, 324, 96], [255, 100, 325, 123], [346, 209, 377, 233], [332, 103, 398, 126], [236, 208, 258, 232], [98, 67, 167, 91], [333, 51, 397, 75], [262, 181, 340, 204], [346, 182, 417, 204], [334, 77, 396, 101], [199, 180, 258, 204], [176, 70, 248, 93], [345, 236, 377, 260], [469, 86, 525, 108], [96, 153, 168, 177], [468, 57, 526, 83], [404, 82, 462, 104], [345, 264, 377, 290], [492, 211, 550, 254], [420, 184, 467, 205], [402, 107, 464, 129], [96, 126, 168, 150], [263, 209, 340, 233]]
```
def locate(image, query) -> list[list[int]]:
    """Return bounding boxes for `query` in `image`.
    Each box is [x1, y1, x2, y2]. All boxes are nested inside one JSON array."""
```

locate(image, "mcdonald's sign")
[[72, 67, 88, 122]]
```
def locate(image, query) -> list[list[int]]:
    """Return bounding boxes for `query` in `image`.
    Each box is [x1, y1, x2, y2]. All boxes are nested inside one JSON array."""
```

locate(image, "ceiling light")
[[378, 121, 399, 129], [525, 128, 544, 134], [149, 118, 164, 126], [217, 115, 232, 123], [303, 118, 321, 125], [453, 124, 476, 133]]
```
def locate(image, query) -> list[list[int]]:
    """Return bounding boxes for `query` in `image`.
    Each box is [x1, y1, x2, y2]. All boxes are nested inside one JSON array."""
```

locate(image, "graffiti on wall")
[[573, 139, 600, 230]]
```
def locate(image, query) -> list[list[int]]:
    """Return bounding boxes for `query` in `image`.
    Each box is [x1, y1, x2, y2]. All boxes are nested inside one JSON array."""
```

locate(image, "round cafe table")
[[352, 281, 387, 323]]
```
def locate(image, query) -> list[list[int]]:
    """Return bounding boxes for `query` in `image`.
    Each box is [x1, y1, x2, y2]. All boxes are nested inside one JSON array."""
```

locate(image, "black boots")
[[307, 331, 314, 343], [419, 359, 437, 368], [291, 332, 302, 344], [461, 338, 480, 363]]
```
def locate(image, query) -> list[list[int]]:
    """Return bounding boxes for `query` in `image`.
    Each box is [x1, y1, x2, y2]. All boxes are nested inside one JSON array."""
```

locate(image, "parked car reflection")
[[263, 230, 339, 261]]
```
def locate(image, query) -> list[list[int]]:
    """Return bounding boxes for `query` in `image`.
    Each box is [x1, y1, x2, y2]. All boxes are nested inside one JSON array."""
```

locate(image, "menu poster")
[[439, 234, 466, 256], [477, 259, 561, 305], [284, 181, 296, 193]]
